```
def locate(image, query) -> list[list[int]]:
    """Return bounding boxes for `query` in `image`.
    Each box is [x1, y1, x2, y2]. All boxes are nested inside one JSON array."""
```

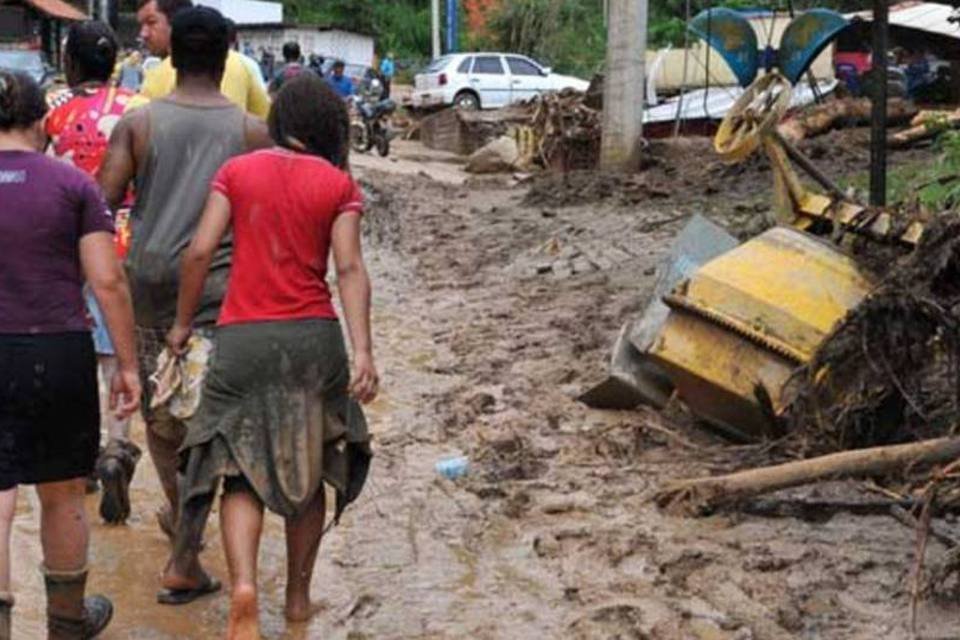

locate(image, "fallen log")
[[910, 109, 956, 127], [656, 436, 960, 514], [778, 97, 917, 143], [889, 110, 960, 148]]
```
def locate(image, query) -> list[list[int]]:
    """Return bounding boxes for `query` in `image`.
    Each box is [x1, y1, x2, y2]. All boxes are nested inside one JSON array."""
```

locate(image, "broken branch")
[[656, 436, 960, 514]]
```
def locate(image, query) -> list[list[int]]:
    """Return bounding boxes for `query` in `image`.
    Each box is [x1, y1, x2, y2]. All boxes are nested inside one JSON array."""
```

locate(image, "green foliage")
[[912, 131, 960, 211], [844, 129, 960, 212], [484, 0, 606, 77], [289, 0, 432, 64]]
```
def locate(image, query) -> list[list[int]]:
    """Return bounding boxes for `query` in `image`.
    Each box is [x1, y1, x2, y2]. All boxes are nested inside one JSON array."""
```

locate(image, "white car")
[[413, 53, 589, 110]]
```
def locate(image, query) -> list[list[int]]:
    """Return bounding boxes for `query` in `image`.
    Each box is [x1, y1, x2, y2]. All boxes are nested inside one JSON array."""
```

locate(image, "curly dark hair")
[[0, 71, 46, 131], [268, 73, 349, 168]]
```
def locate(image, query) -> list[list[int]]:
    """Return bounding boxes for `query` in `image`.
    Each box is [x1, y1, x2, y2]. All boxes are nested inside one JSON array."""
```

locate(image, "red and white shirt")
[[45, 84, 134, 258], [212, 148, 363, 325]]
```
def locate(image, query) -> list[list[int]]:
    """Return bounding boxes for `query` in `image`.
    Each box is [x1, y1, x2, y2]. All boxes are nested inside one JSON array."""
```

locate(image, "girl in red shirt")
[[165, 74, 377, 636]]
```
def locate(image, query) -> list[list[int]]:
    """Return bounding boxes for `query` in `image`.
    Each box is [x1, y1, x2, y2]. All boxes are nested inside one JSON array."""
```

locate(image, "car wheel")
[[454, 91, 480, 110]]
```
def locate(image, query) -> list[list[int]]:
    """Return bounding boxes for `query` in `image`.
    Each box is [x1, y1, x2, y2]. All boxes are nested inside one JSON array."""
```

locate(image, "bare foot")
[[284, 595, 324, 623], [227, 585, 260, 640]]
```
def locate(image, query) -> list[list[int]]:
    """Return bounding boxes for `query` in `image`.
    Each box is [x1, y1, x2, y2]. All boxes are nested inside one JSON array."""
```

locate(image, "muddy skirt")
[[0, 333, 100, 490], [180, 319, 371, 520]]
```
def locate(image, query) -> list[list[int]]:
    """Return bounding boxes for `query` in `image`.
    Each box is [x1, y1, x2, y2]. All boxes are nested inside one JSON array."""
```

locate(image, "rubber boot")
[[44, 567, 113, 640], [96, 440, 142, 524], [0, 592, 14, 640]]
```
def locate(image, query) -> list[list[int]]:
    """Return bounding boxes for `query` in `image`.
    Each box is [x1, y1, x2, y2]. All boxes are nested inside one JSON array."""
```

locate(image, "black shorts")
[[0, 333, 100, 490]]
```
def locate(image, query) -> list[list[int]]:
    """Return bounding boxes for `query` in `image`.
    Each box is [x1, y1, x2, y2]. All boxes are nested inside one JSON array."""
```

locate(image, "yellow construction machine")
[[644, 72, 924, 441]]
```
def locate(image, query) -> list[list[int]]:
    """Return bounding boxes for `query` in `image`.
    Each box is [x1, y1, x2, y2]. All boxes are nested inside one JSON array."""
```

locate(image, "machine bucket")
[[581, 215, 739, 410], [647, 226, 875, 440]]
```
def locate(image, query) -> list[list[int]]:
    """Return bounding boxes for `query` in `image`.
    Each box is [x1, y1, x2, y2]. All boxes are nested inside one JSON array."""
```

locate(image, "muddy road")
[[9, 140, 959, 638]]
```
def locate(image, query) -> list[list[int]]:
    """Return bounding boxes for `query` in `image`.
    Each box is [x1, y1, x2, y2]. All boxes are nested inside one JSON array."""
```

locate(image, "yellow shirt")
[[126, 50, 270, 117]]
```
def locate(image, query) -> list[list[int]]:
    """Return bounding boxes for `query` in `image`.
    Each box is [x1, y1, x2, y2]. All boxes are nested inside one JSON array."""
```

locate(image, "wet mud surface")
[[9, 139, 960, 638]]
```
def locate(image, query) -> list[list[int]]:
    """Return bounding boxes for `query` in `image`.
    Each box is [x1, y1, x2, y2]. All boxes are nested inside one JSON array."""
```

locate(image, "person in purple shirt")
[[0, 71, 140, 638]]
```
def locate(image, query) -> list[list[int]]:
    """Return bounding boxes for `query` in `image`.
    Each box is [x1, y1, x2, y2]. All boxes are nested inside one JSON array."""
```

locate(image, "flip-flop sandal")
[[156, 577, 222, 605]]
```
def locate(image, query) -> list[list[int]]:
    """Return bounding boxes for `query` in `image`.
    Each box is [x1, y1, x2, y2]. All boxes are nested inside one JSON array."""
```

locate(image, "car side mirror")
[[541, 67, 552, 76]]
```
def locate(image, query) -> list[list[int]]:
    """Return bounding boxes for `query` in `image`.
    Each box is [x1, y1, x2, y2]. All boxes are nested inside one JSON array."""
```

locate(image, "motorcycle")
[[350, 78, 397, 158]]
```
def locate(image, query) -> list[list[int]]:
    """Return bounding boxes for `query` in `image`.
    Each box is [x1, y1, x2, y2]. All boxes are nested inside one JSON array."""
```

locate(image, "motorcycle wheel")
[[350, 122, 368, 153], [376, 135, 390, 157]]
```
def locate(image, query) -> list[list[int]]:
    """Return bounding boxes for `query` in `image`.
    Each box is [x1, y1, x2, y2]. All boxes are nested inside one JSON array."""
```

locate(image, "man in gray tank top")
[[99, 6, 271, 605]]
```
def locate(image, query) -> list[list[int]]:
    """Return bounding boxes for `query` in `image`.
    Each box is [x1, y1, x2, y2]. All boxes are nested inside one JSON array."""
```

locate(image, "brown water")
[[9, 142, 960, 639]]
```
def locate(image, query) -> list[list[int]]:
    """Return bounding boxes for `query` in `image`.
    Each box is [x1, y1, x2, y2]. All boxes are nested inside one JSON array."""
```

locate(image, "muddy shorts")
[[137, 326, 215, 444], [0, 333, 100, 489]]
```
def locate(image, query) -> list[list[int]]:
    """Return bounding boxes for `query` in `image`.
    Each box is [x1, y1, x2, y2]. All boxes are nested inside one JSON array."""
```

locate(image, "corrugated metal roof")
[[644, 79, 837, 124], [851, 2, 960, 40], [21, 0, 87, 21]]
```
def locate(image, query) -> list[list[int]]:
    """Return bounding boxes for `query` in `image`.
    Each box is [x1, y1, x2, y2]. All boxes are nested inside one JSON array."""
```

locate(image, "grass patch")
[[842, 132, 960, 212]]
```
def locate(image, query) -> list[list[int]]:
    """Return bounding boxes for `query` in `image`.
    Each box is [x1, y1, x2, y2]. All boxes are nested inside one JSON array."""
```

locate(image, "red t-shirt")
[[212, 149, 363, 326]]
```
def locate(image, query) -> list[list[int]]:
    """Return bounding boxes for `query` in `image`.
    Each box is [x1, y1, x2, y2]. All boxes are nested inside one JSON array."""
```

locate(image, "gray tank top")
[[126, 99, 246, 328]]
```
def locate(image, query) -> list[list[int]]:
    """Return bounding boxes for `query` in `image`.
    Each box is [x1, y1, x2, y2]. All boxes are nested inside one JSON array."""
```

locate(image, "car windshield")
[[424, 56, 452, 74]]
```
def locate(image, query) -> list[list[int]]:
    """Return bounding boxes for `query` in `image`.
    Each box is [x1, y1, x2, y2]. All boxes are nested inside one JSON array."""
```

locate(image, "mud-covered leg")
[[145, 422, 182, 523], [284, 488, 326, 622], [37, 479, 112, 639], [160, 491, 219, 598], [220, 483, 264, 640], [0, 488, 15, 640]]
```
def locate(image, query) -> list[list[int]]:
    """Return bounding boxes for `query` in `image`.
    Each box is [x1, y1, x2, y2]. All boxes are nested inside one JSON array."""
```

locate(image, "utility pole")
[[600, 0, 647, 170], [869, 0, 889, 206], [445, 0, 459, 54], [431, 0, 441, 60]]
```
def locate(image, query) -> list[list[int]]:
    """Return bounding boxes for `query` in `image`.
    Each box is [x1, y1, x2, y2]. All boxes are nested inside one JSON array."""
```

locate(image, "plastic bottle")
[[435, 456, 469, 479]]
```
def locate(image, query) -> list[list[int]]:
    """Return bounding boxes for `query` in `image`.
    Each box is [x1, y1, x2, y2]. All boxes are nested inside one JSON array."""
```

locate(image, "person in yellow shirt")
[[128, 0, 269, 117]]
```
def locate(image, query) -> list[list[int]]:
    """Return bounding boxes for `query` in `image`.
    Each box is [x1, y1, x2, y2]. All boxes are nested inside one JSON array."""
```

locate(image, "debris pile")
[[420, 89, 602, 171], [654, 214, 960, 629], [526, 88, 601, 171], [780, 215, 960, 458]]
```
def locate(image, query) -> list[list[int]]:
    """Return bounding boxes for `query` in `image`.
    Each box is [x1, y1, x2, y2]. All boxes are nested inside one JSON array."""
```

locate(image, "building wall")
[[196, 0, 282, 25], [238, 27, 374, 68]]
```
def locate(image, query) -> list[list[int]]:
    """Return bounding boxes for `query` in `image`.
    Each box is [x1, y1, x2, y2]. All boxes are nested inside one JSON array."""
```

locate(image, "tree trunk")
[[778, 98, 917, 143], [656, 436, 960, 514], [889, 110, 960, 148]]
